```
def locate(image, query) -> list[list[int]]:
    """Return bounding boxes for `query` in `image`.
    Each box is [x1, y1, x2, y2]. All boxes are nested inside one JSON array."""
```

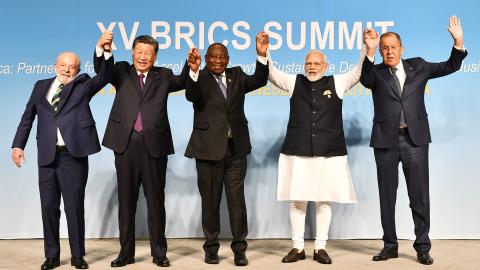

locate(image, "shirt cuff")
[[189, 69, 199, 82], [367, 55, 375, 63], [454, 45, 466, 52], [95, 46, 112, 60], [257, 55, 268, 65]]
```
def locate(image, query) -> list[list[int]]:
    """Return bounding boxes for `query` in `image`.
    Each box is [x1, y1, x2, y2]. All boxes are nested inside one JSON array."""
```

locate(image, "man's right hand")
[[188, 48, 201, 73], [12, 148, 25, 168], [364, 28, 379, 57], [97, 31, 114, 51]]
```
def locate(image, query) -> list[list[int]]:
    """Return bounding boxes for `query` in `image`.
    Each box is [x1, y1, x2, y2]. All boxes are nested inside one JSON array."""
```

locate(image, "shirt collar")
[[394, 60, 405, 73]]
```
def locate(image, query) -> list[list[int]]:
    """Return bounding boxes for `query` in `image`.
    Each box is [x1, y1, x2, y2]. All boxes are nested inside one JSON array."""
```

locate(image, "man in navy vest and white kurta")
[[266, 29, 378, 264]]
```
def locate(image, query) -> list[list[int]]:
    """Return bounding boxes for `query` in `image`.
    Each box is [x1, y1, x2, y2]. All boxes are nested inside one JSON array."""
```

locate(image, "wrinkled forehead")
[[305, 51, 325, 63], [56, 52, 80, 67], [207, 44, 228, 56], [380, 35, 401, 47]]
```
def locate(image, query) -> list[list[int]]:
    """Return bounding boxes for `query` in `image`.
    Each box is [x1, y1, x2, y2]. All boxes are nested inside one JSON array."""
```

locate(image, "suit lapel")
[[402, 60, 415, 98], [129, 65, 143, 97], [380, 64, 400, 99], [225, 69, 234, 107], [141, 68, 157, 99], [205, 69, 228, 105], [40, 78, 56, 114], [56, 74, 88, 114]]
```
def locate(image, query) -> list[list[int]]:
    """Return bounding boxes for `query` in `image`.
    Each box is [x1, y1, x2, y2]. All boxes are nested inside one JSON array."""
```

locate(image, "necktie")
[[50, 84, 64, 111], [390, 67, 406, 126], [214, 74, 227, 99], [134, 74, 145, 132]]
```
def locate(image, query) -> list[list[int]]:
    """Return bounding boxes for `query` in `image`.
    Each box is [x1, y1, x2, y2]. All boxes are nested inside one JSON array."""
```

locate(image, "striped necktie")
[[51, 84, 64, 111], [214, 74, 227, 99]]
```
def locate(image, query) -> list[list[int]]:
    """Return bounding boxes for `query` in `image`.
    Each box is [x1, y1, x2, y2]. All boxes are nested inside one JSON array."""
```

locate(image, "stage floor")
[[0, 239, 478, 270]]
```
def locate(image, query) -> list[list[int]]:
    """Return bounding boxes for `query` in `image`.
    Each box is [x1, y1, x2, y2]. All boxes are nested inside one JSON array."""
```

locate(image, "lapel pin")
[[323, 89, 332, 99]]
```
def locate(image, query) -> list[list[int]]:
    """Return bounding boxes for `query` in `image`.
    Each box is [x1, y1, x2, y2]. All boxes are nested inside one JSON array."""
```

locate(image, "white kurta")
[[268, 46, 367, 203]]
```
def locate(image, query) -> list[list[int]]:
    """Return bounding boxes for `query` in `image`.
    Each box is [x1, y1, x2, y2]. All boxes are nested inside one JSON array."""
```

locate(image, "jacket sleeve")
[[185, 73, 205, 106], [169, 60, 189, 93], [86, 51, 115, 99], [426, 47, 468, 79], [360, 55, 376, 90], [242, 60, 269, 94], [12, 84, 38, 149]]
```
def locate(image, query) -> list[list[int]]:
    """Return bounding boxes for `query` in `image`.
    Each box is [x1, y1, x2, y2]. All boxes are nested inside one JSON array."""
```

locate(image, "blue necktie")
[[214, 74, 227, 99]]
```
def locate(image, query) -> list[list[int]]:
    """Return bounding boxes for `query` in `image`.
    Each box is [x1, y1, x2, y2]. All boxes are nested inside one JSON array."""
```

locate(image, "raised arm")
[[185, 48, 204, 103], [266, 33, 296, 94], [335, 28, 378, 96], [86, 31, 115, 99], [427, 16, 468, 79], [360, 29, 380, 90], [243, 32, 269, 93]]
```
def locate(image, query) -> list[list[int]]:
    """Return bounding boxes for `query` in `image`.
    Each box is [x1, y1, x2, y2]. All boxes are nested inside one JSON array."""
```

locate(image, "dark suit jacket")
[[12, 53, 114, 166], [360, 47, 467, 148], [185, 60, 268, 160], [94, 58, 189, 157]]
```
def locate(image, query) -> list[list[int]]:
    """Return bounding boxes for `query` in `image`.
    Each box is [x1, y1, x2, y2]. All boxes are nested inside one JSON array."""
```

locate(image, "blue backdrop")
[[1, 0, 479, 240]]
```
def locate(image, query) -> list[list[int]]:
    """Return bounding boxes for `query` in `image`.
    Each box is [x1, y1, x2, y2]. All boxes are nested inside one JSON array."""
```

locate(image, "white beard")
[[306, 73, 324, 82]]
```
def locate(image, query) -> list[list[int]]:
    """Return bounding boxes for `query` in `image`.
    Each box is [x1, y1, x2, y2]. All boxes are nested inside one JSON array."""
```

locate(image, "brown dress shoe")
[[282, 248, 306, 263], [313, 249, 332, 264]]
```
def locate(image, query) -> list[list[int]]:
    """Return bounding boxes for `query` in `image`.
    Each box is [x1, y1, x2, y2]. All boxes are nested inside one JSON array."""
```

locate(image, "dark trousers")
[[38, 148, 88, 259], [114, 131, 168, 259], [195, 139, 248, 254], [374, 128, 431, 253]]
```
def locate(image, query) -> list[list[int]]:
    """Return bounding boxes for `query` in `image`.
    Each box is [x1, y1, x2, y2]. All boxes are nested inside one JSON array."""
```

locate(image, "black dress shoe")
[[282, 248, 306, 263], [373, 247, 398, 261], [110, 256, 135, 267], [153, 256, 170, 267], [41, 258, 60, 270], [204, 253, 219, 264], [417, 251, 434, 265], [234, 251, 248, 266], [313, 249, 332, 264], [71, 257, 89, 269]]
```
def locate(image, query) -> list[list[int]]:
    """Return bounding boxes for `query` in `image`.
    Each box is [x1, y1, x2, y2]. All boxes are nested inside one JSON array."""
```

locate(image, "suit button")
[[312, 88, 315, 91], [313, 111, 316, 114], [312, 133, 316, 137], [312, 122, 316, 126]]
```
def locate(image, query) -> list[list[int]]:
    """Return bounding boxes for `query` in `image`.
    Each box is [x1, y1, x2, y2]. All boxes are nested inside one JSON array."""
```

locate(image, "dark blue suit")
[[12, 52, 113, 258], [360, 47, 467, 252]]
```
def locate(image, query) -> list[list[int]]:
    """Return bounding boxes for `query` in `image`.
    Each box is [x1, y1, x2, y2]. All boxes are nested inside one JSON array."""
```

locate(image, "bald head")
[[304, 50, 328, 82], [205, 43, 229, 75], [55, 51, 81, 84]]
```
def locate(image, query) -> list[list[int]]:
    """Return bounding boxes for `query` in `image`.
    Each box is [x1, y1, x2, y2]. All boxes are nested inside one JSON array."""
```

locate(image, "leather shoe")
[[153, 256, 170, 267], [417, 251, 434, 265], [71, 257, 88, 269], [234, 251, 248, 266], [281, 248, 306, 263], [41, 258, 60, 270], [204, 253, 219, 264], [372, 247, 398, 261], [110, 256, 135, 267], [313, 249, 332, 264]]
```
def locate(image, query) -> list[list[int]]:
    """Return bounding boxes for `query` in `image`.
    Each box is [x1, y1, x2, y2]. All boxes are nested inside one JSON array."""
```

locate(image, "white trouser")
[[290, 201, 332, 251]]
